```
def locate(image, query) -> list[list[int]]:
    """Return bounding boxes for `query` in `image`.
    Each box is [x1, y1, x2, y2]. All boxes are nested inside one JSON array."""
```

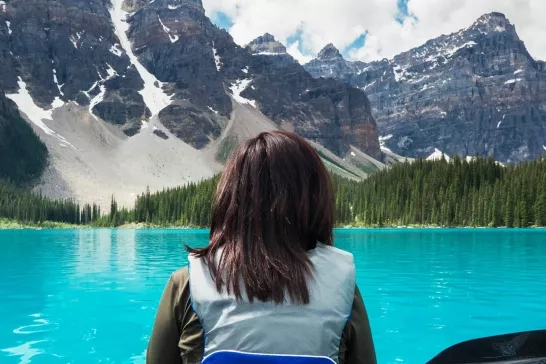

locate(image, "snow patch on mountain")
[[363, 80, 376, 90], [7, 77, 74, 148], [426, 148, 450, 161], [445, 41, 477, 58], [253, 52, 284, 56], [105, 64, 117, 79], [70, 32, 82, 49], [157, 15, 179, 43], [51, 97, 65, 109], [230, 79, 256, 107], [378, 134, 394, 153], [212, 42, 222, 71], [497, 114, 506, 128], [88, 64, 118, 120], [89, 85, 106, 120], [109, 0, 172, 116], [5, 21, 11, 35], [109, 44, 123, 57], [379, 134, 393, 144], [52, 69, 64, 96], [392, 64, 414, 82]]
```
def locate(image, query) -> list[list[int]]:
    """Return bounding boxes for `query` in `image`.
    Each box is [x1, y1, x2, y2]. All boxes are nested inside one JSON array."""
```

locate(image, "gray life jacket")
[[188, 243, 356, 363]]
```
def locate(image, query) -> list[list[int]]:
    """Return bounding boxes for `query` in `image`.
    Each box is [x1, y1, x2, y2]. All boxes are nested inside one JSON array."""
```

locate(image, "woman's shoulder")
[[169, 266, 190, 288], [315, 243, 354, 260]]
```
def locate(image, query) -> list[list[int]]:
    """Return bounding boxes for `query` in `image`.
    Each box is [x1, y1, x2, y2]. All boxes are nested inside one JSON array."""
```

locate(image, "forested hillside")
[[2, 158, 546, 228], [334, 157, 546, 228]]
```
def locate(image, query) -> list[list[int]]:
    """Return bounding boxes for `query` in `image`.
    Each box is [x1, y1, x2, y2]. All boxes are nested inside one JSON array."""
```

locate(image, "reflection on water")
[[76, 229, 111, 274], [0, 229, 545, 364], [116, 229, 136, 271], [76, 229, 138, 275]]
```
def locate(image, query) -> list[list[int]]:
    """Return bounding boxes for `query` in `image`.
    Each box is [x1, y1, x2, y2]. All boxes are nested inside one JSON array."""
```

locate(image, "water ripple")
[[13, 318, 58, 335]]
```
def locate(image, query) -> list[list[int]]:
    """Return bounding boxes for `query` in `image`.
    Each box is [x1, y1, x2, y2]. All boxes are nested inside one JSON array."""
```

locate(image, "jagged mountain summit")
[[306, 43, 367, 80], [0, 0, 383, 207], [245, 33, 296, 68], [305, 12, 546, 163], [247, 33, 288, 55], [318, 44, 342, 59]]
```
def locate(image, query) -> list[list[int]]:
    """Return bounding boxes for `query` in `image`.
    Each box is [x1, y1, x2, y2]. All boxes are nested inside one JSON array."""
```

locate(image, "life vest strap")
[[202, 350, 336, 364]]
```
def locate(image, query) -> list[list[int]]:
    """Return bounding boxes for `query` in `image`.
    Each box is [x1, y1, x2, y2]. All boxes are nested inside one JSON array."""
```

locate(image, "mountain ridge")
[[304, 12, 546, 163], [0, 0, 383, 208]]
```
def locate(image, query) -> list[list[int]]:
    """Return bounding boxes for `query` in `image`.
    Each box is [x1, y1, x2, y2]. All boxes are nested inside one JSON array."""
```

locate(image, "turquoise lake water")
[[1, 229, 546, 363]]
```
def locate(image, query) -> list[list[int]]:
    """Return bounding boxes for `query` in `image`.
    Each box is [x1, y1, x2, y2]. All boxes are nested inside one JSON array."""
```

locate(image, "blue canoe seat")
[[202, 350, 336, 364]]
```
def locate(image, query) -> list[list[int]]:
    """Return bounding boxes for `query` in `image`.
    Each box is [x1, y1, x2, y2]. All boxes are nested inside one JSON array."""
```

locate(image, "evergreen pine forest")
[[1, 156, 546, 228]]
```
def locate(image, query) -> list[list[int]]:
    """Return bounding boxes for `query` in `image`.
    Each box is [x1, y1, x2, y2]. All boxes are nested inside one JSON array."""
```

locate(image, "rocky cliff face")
[[0, 0, 379, 156], [102, 0, 381, 156], [0, 0, 150, 136], [243, 63, 380, 157], [0, 0, 383, 203], [305, 13, 546, 163], [118, 0, 381, 156]]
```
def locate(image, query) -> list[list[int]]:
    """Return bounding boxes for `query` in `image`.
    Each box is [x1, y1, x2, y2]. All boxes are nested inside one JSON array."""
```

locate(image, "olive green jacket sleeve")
[[146, 267, 203, 364], [339, 285, 377, 364], [146, 267, 377, 364]]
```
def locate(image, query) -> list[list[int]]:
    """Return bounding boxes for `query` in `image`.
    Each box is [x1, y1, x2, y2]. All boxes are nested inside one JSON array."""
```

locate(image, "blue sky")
[[210, 11, 234, 30]]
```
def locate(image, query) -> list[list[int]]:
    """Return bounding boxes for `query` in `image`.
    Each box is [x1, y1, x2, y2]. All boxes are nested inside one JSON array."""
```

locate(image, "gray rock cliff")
[[121, 0, 381, 157], [305, 13, 546, 163], [0, 0, 150, 135], [0, 0, 383, 181]]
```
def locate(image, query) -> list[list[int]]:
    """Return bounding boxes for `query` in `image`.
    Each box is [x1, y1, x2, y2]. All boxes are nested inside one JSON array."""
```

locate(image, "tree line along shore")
[[1, 157, 546, 229]]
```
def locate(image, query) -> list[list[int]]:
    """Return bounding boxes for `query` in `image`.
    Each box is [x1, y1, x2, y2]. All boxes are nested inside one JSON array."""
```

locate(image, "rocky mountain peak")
[[469, 12, 516, 35], [476, 12, 507, 23], [246, 33, 287, 54], [261, 33, 275, 42], [317, 43, 342, 59]]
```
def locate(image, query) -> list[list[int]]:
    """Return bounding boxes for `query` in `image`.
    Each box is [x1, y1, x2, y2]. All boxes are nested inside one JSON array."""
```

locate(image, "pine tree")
[[505, 190, 515, 228], [535, 188, 546, 227]]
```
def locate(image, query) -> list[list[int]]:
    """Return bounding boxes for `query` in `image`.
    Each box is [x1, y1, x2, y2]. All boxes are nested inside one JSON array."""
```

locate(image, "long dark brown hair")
[[188, 131, 334, 305]]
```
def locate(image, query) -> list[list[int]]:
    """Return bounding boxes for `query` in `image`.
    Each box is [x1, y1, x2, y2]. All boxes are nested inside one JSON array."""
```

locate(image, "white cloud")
[[202, 0, 546, 63], [286, 41, 313, 64]]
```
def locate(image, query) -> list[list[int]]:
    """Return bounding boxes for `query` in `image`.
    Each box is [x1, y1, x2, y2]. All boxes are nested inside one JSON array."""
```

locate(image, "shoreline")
[[2, 219, 545, 230]]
